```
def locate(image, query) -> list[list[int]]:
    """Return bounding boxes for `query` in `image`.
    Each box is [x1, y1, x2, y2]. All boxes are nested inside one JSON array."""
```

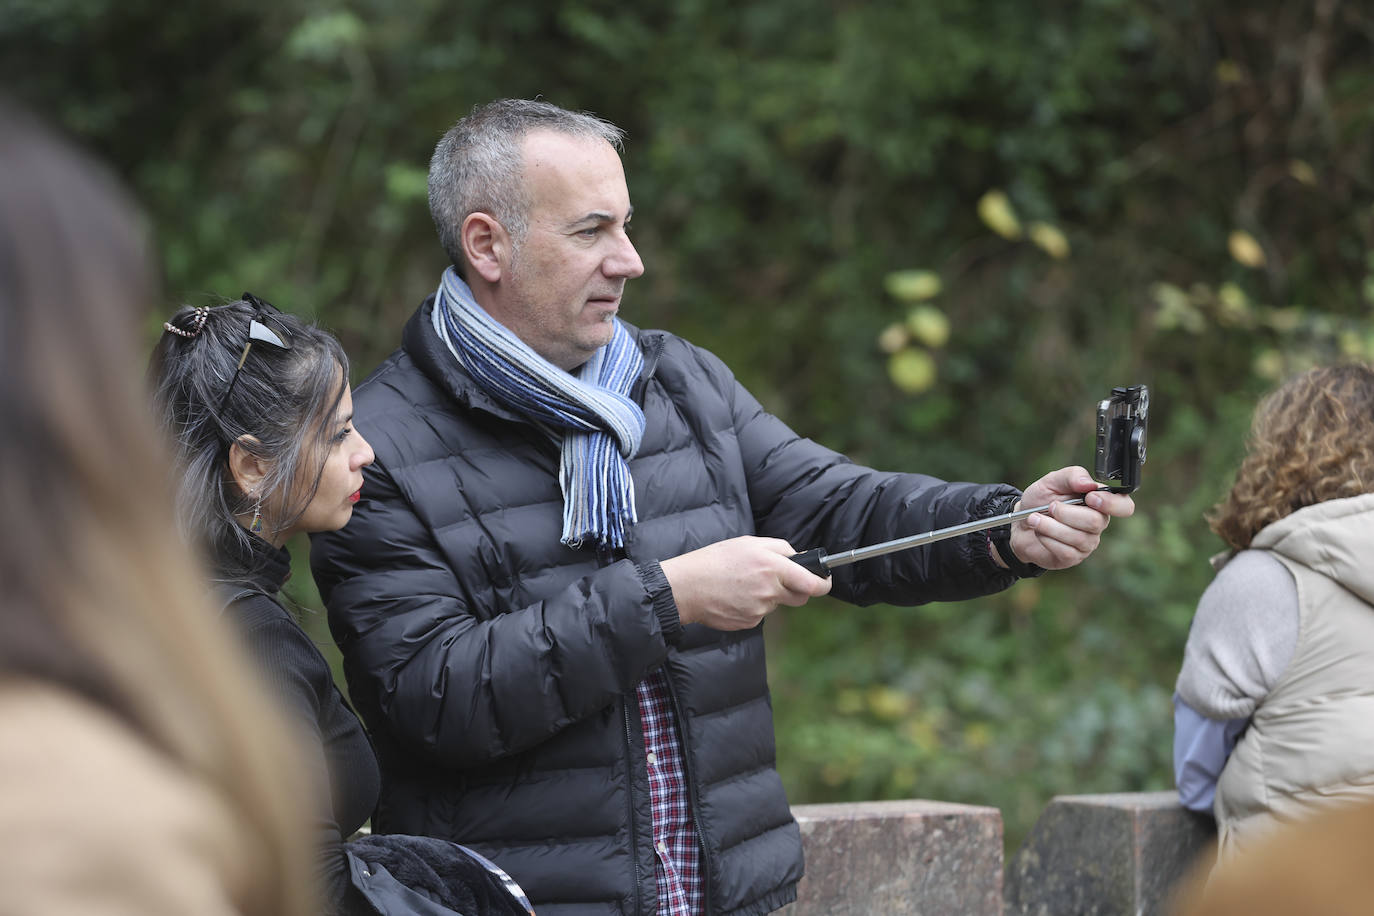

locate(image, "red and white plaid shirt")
[[636, 668, 704, 915]]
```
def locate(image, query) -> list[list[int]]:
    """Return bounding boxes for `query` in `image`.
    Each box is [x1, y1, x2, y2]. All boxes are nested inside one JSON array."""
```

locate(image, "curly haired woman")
[[1173, 363, 1374, 862]]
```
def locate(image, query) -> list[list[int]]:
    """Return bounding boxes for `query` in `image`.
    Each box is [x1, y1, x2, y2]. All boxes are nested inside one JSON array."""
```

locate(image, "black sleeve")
[[695, 344, 1022, 604], [226, 597, 374, 915]]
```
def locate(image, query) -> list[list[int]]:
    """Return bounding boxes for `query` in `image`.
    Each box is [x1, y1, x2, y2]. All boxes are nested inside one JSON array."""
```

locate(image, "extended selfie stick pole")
[[789, 496, 1089, 577], [790, 383, 1147, 578]]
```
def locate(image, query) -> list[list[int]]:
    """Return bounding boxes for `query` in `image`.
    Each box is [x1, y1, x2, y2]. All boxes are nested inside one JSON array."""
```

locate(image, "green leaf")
[[286, 11, 365, 62], [384, 163, 429, 202], [884, 269, 942, 302]]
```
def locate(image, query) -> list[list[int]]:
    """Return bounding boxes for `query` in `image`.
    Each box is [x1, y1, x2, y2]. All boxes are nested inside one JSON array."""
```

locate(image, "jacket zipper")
[[626, 330, 666, 914], [598, 538, 645, 916], [623, 701, 645, 916], [666, 672, 713, 915]]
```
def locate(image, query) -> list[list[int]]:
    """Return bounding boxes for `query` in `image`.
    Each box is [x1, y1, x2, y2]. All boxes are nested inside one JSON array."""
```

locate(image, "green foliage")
[[6, 0, 1372, 853]]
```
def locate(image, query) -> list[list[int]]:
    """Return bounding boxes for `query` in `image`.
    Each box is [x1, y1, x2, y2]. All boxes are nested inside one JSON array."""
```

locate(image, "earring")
[[250, 497, 264, 534]]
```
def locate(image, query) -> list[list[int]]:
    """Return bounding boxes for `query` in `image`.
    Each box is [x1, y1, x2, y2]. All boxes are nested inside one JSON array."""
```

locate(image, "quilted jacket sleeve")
[[689, 344, 1022, 606]]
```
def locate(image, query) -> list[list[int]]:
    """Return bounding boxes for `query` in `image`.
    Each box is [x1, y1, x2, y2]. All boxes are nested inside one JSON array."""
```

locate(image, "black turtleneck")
[[218, 533, 380, 914]]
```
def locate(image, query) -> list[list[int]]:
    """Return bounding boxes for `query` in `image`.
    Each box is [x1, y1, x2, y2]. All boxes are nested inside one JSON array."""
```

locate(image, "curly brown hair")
[[1208, 363, 1374, 550]]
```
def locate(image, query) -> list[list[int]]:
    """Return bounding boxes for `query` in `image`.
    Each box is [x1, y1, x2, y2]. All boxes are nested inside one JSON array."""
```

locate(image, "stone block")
[[781, 798, 1004, 916], [1005, 791, 1217, 916]]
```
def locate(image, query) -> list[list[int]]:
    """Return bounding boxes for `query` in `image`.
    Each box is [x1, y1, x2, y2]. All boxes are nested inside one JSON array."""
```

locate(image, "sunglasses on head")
[[217, 292, 293, 414]]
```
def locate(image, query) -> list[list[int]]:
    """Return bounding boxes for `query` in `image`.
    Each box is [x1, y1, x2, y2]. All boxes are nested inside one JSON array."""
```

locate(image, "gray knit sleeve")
[[1174, 549, 1299, 720]]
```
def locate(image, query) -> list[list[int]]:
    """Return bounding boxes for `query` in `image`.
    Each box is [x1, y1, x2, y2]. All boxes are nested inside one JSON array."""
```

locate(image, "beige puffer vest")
[[1214, 493, 1374, 859]]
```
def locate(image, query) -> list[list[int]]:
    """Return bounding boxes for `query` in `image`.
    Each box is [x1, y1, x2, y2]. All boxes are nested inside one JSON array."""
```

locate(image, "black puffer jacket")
[[310, 298, 1023, 916], [221, 536, 531, 916]]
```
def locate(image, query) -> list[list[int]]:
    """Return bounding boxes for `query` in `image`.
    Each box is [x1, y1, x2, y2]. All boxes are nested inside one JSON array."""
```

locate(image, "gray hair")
[[427, 98, 626, 275], [148, 297, 348, 584]]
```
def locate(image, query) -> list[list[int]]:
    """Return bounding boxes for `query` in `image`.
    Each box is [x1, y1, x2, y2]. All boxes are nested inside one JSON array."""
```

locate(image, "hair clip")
[[163, 306, 209, 339]]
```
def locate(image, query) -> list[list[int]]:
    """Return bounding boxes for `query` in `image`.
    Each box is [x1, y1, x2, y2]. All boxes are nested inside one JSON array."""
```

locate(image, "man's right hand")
[[659, 536, 833, 630]]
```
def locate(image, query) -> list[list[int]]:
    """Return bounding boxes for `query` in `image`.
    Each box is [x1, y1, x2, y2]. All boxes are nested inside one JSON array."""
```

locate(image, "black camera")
[[1094, 384, 1148, 492]]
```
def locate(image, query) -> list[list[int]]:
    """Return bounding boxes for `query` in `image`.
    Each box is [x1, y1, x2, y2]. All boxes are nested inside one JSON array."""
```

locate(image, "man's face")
[[492, 129, 644, 371]]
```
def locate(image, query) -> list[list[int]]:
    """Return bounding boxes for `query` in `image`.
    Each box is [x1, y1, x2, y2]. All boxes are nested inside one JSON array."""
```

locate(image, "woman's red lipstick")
[[348, 490, 361, 504]]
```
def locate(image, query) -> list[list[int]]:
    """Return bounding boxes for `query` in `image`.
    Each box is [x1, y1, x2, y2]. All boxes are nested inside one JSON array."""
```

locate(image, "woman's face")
[[277, 383, 374, 542]]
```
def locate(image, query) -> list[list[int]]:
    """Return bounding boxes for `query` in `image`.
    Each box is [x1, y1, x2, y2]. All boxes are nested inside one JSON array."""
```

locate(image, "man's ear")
[[460, 212, 510, 284], [227, 437, 271, 499]]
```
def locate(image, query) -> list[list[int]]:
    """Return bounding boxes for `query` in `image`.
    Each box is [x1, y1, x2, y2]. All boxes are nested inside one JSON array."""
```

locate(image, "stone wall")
[[783, 792, 1216, 916], [1005, 792, 1216, 916], [781, 799, 1004, 916]]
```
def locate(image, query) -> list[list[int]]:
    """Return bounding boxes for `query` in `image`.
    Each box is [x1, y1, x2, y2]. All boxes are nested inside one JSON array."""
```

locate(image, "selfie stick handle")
[[789, 496, 1088, 577]]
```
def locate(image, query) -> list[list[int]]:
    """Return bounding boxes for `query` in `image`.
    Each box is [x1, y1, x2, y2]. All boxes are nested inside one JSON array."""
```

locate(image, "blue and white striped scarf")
[[432, 267, 646, 550]]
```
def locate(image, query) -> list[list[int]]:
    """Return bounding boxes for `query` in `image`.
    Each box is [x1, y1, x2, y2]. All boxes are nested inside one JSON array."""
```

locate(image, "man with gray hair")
[[311, 98, 1134, 915]]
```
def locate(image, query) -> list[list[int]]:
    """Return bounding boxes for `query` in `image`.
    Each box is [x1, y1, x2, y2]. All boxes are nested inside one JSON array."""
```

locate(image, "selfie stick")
[[791, 383, 1147, 578], [788, 495, 1090, 577]]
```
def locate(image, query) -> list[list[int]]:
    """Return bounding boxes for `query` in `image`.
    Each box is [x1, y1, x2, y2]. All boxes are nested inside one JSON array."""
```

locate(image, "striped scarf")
[[432, 267, 646, 550]]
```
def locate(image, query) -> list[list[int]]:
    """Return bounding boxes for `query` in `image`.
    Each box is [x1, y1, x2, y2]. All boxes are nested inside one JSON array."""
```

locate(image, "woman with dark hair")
[[1173, 363, 1374, 862], [149, 296, 534, 916], [0, 101, 317, 914]]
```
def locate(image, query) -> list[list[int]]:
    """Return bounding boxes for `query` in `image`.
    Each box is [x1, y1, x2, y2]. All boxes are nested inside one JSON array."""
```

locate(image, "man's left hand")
[[997, 466, 1136, 571]]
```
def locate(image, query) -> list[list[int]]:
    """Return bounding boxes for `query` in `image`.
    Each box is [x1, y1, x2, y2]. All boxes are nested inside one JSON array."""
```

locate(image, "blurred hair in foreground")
[[1170, 798, 1374, 916], [0, 96, 317, 915]]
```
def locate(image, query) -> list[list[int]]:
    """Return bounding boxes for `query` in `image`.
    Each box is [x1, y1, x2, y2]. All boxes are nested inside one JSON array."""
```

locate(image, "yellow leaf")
[[821, 761, 854, 787], [884, 269, 943, 302], [1228, 230, 1266, 268], [1217, 282, 1247, 307], [977, 189, 1022, 240], [1215, 59, 1243, 85], [1216, 282, 1251, 326], [1028, 221, 1070, 259], [900, 717, 939, 753], [1264, 307, 1302, 333], [887, 348, 937, 394], [1253, 349, 1284, 380], [964, 722, 993, 751], [1151, 281, 1189, 313], [877, 322, 910, 354], [866, 686, 909, 722], [904, 305, 950, 349], [1288, 160, 1317, 186], [835, 688, 864, 716]]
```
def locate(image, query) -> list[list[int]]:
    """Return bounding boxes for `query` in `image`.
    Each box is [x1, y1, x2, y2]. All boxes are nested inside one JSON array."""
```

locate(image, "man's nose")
[[605, 231, 644, 279]]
